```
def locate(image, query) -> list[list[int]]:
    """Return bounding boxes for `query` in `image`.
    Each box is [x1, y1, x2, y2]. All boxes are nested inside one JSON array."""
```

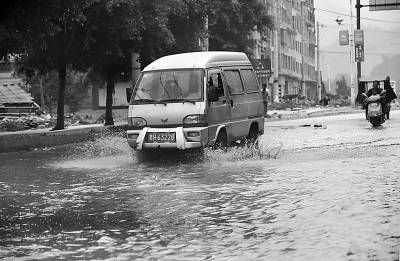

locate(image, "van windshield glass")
[[131, 69, 203, 104]]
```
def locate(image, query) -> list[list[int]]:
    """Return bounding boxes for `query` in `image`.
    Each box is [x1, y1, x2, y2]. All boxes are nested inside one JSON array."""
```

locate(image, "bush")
[[0, 120, 26, 132]]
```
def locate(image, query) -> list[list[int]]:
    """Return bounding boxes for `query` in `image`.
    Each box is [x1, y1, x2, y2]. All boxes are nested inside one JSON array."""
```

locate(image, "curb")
[[0, 124, 127, 153], [265, 109, 364, 122]]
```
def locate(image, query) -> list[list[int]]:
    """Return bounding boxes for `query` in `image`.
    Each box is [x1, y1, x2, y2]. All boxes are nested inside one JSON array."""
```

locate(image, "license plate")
[[147, 132, 176, 143]]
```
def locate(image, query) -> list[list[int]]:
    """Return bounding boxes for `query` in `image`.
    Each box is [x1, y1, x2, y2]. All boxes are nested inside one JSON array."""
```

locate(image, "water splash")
[[204, 139, 282, 163]]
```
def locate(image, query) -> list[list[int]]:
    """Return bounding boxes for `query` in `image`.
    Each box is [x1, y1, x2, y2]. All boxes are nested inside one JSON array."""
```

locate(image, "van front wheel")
[[213, 130, 227, 150]]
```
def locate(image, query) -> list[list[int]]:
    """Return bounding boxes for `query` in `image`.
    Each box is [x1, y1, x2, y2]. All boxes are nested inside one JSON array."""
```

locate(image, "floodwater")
[[1, 112, 400, 260]]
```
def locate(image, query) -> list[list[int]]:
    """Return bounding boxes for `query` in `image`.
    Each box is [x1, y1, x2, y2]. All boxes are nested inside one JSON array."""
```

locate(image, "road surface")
[[1, 112, 399, 260]]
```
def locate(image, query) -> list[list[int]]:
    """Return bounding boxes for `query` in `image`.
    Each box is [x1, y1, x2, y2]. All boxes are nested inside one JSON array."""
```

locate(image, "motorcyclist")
[[383, 76, 397, 119], [364, 80, 386, 117]]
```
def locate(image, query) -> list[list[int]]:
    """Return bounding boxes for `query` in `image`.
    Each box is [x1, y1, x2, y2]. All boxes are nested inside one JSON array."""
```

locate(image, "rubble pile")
[[0, 114, 53, 132], [0, 113, 99, 132]]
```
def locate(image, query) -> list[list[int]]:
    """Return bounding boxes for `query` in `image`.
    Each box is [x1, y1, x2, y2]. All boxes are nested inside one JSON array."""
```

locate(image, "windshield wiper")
[[159, 74, 171, 99], [134, 98, 155, 102], [160, 98, 196, 104], [172, 73, 183, 97], [134, 99, 166, 105]]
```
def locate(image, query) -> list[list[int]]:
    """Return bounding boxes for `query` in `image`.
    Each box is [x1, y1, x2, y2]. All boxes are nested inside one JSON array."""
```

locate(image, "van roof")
[[143, 51, 251, 71]]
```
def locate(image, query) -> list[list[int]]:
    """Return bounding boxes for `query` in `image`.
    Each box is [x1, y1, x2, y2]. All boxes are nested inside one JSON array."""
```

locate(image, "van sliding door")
[[206, 69, 231, 144], [222, 68, 248, 139]]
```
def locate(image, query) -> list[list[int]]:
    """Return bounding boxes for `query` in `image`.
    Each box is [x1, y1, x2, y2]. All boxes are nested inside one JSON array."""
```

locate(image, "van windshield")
[[131, 69, 203, 104]]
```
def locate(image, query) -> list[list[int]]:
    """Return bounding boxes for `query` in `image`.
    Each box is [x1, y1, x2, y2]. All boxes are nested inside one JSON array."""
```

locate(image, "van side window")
[[241, 69, 259, 93], [224, 70, 244, 95], [209, 72, 225, 98]]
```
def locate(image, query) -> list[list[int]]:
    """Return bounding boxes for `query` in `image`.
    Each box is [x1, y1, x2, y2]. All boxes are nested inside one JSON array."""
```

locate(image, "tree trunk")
[[104, 69, 115, 126], [54, 58, 67, 130], [39, 76, 46, 111]]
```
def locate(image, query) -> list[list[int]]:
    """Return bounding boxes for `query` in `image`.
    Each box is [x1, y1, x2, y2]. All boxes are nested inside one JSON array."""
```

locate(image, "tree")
[[82, 0, 143, 125], [1, 0, 93, 130], [208, 0, 273, 53], [167, 0, 209, 53], [336, 75, 350, 97], [26, 69, 89, 114], [137, 0, 175, 68]]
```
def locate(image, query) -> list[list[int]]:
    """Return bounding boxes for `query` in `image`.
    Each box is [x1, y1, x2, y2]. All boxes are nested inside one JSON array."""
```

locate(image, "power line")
[[322, 23, 400, 34], [316, 8, 400, 24], [320, 50, 400, 55]]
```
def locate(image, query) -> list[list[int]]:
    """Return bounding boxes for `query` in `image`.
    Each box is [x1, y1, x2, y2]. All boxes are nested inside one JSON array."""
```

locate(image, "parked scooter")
[[362, 89, 386, 127]]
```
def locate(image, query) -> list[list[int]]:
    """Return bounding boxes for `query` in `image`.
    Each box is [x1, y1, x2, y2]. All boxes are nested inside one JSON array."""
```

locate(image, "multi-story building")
[[250, 0, 318, 102]]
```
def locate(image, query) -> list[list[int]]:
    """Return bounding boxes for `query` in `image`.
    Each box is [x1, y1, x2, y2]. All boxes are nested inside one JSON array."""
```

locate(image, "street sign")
[[250, 58, 272, 80], [354, 30, 364, 45], [339, 30, 349, 46], [369, 0, 400, 11], [355, 44, 364, 62]]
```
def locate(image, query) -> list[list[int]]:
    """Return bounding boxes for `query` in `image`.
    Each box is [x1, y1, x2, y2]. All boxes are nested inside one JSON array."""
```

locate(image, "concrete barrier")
[[0, 124, 127, 153]]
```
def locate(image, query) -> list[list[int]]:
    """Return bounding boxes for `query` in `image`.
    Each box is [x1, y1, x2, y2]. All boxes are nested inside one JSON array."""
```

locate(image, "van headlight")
[[128, 117, 147, 128], [183, 114, 207, 127]]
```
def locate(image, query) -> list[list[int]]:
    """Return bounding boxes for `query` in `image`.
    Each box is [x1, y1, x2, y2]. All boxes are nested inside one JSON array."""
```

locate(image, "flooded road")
[[1, 112, 400, 260]]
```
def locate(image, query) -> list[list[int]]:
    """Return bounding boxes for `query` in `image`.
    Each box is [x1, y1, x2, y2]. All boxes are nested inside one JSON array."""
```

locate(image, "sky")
[[313, 0, 400, 87]]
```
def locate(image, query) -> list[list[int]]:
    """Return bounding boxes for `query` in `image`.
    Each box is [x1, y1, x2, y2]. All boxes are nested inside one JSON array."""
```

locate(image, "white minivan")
[[126, 51, 265, 150]]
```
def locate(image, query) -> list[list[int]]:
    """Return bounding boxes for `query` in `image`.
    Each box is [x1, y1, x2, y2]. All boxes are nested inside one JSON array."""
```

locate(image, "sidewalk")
[[0, 122, 126, 153], [266, 106, 364, 121], [0, 106, 365, 153]]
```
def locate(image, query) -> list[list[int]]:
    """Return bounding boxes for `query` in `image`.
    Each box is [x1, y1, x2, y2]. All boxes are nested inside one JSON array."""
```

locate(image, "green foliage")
[[26, 69, 90, 113], [137, 0, 175, 67], [167, 0, 209, 52], [82, 0, 143, 73], [0, 120, 25, 132], [1, 0, 96, 129], [82, 0, 145, 125], [208, 0, 273, 53], [1, 0, 274, 128]]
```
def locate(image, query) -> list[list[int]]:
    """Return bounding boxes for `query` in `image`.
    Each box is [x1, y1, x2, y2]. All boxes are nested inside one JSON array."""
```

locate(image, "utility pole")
[[273, 1, 280, 103], [356, 0, 362, 84], [350, 0, 355, 106], [301, 2, 306, 98], [316, 22, 321, 102]]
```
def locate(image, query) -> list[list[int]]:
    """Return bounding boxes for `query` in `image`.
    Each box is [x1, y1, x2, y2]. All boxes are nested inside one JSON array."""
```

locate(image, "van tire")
[[246, 123, 259, 144], [213, 129, 227, 150]]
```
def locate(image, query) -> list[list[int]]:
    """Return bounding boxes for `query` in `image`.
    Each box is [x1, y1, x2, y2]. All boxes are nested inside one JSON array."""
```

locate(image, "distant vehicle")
[[358, 78, 387, 126], [125, 51, 265, 152], [362, 90, 386, 127]]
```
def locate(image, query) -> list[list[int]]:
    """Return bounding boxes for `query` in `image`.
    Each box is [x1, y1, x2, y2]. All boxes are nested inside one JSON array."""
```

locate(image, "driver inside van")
[[163, 80, 182, 99], [208, 73, 225, 98]]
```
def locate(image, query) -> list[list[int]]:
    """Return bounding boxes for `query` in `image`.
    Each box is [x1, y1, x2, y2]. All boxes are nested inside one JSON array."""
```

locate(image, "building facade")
[[250, 0, 317, 102]]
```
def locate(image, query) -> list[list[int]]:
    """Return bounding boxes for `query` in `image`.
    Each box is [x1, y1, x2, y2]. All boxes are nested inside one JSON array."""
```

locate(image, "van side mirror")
[[207, 86, 219, 103], [126, 88, 133, 103]]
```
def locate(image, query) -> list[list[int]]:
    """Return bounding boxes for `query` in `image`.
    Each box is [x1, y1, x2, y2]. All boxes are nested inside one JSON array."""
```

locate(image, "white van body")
[[126, 51, 265, 150]]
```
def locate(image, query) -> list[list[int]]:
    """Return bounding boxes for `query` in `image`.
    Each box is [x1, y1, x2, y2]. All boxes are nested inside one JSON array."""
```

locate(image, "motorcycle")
[[362, 90, 386, 127]]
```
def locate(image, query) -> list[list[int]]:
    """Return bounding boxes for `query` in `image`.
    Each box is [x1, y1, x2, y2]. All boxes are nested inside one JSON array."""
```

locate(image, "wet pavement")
[[1, 112, 400, 260]]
